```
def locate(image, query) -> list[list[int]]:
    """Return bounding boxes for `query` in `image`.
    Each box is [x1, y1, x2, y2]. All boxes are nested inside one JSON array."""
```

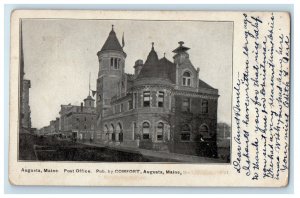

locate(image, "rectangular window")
[[182, 98, 191, 112], [143, 134, 149, 140], [143, 91, 150, 107], [180, 133, 191, 141], [114, 58, 118, 69], [133, 93, 137, 108], [118, 59, 121, 69], [128, 100, 133, 110], [202, 100, 208, 113], [121, 103, 124, 112], [158, 91, 164, 107], [110, 58, 114, 67]]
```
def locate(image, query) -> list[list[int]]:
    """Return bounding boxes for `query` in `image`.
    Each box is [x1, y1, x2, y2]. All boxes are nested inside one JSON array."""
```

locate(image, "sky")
[[22, 19, 233, 129]]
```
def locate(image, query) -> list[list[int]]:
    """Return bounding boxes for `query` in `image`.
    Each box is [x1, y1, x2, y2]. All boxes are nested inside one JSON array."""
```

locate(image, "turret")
[[84, 95, 95, 107], [134, 59, 143, 76], [172, 41, 199, 89], [96, 25, 126, 116], [172, 41, 190, 65]]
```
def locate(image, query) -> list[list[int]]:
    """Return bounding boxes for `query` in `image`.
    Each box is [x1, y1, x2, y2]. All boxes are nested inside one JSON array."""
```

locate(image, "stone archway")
[[116, 123, 123, 142], [110, 124, 115, 141], [103, 125, 109, 141]]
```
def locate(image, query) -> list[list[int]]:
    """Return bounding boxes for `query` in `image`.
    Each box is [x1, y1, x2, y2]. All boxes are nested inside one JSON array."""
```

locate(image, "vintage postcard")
[[9, 10, 290, 186]]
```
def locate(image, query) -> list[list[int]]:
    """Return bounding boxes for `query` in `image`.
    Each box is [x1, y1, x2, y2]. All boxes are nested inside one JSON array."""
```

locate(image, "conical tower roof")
[[100, 25, 124, 53]]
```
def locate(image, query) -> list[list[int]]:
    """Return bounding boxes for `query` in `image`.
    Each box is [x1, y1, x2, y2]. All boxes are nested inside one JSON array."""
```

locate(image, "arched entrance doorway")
[[110, 124, 115, 141], [104, 125, 109, 141], [116, 123, 123, 142]]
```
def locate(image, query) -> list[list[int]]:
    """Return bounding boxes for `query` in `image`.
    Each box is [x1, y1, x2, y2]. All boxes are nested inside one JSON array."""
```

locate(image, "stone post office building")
[[94, 26, 219, 157]]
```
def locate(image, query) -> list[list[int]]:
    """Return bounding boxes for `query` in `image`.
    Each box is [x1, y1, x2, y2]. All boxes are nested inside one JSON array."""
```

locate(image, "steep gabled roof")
[[198, 79, 215, 89], [159, 56, 176, 83], [137, 43, 165, 79]]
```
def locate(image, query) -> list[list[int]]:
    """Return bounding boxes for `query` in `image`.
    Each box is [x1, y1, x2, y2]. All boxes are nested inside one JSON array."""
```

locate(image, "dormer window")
[[183, 71, 192, 86]]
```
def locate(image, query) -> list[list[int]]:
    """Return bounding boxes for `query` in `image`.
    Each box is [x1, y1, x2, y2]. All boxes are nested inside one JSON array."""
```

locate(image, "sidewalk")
[[80, 142, 226, 163]]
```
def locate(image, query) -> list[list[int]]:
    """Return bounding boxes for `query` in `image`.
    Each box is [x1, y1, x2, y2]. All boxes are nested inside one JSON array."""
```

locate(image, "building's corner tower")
[[84, 95, 95, 108], [172, 41, 199, 90], [96, 25, 126, 121]]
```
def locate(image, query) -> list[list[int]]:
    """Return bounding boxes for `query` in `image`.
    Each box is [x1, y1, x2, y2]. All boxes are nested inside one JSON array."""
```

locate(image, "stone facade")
[[49, 118, 60, 134], [21, 79, 31, 129], [94, 26, 219, 157], [59, 95, 97, 141]]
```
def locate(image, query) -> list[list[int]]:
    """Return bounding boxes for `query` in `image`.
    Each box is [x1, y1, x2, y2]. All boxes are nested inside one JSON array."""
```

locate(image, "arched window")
[[104, 125, 109, 140], [104, 125, 108, 133], [157, 122, 164, 141], [181, 124, 191, 141], [199, 124, 210, 139], [142, 122, 150, 140], [116, 123, 122, 133], [202, 99, 208, 113], [183, 71, 192, 86]]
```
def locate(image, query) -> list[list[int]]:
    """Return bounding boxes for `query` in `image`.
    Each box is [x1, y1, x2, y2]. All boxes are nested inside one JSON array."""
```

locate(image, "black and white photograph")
[[9, 10, 290, 187], [19, 19, 233, 163]]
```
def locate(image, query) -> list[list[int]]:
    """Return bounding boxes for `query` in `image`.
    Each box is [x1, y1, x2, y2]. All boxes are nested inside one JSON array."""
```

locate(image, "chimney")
[[81, 102, 83, 112], [134, 59, 143, 76]]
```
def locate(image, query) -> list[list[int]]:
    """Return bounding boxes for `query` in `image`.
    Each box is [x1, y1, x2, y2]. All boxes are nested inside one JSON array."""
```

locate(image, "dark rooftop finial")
[[151, 42, 154, 49], [164, 52, 166, 57], [172, 41, 190, 53], [112, 24, 114, 30]]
